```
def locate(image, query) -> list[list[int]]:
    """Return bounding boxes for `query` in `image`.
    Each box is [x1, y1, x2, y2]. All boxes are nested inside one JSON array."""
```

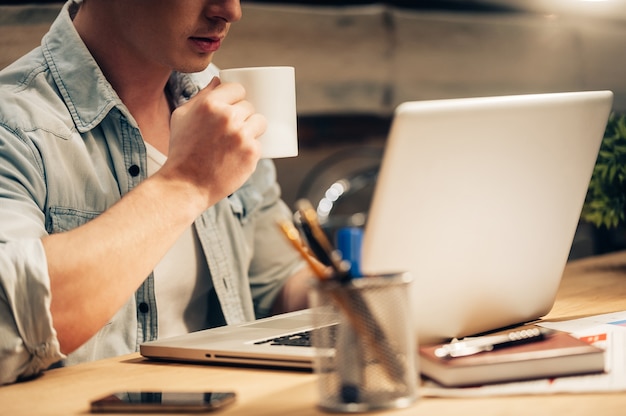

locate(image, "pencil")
[[277, 219, 330, 280]]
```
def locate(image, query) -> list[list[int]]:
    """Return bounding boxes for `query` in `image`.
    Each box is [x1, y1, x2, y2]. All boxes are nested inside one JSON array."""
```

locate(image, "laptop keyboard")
[[254, 325, 337, 347], [254, 330, 314, 347]]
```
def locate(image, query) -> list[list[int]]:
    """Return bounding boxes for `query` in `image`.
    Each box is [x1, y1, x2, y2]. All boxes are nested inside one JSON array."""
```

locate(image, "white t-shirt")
[[145, 142, 213, 338]]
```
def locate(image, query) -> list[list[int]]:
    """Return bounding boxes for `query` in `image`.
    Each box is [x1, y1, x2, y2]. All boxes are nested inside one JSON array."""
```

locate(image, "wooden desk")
[[2, 251, 625, 415]]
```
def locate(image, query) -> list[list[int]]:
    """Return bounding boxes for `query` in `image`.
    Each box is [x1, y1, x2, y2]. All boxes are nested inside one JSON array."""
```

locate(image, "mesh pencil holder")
[[310, 272, 418, 413]]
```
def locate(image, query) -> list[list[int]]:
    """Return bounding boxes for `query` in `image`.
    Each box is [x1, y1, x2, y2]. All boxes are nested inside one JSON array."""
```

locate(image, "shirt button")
[[138, 302, 149, 313], [128, 165, 140, 177], [182, 85, 196, 99]]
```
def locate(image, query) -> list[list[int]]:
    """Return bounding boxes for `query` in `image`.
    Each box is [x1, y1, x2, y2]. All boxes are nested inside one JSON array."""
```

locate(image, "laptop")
[[140, 90, 613, 369]]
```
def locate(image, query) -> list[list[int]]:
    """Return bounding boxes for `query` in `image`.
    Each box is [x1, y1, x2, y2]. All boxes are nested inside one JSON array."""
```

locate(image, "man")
[[0, 0, 311, 385]]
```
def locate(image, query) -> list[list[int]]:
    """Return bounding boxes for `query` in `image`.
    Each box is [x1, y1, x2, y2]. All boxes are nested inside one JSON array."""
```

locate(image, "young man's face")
[[106, 0, 242, 73]]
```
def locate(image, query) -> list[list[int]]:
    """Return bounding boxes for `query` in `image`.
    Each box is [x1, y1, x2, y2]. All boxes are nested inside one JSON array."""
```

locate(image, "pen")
[[434, 327, 554, 358], [295, 199, 349, 279], [294, 213, 335, 267], [336, 315, 362, 403], [277, 220, 330, 280]]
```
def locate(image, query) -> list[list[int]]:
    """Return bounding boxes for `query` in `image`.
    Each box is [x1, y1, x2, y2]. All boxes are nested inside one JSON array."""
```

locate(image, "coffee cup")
[[219, 66, 298, 159]]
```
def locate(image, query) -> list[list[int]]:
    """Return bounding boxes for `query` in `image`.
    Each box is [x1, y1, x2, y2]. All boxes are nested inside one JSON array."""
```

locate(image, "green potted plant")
[[581, 112, 626, 229]]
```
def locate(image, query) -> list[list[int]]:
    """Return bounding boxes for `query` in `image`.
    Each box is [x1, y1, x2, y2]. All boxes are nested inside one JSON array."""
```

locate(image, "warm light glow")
[[521, 0, 626, 19]]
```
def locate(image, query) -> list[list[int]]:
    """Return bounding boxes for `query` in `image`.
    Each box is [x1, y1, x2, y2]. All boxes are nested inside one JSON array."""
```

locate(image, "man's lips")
[[189, 36, 222, 53]]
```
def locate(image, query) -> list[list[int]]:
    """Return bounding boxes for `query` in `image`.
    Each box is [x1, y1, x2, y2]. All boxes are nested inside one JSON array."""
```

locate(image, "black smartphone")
[[90, 391, 236, 413]]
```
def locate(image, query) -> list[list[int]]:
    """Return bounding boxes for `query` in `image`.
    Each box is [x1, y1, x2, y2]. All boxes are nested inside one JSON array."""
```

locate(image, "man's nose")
[[205, 0, 242, 23]]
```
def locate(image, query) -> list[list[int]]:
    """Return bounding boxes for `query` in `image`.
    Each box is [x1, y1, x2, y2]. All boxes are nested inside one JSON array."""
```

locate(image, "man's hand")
[[163, 76, 267, 209]]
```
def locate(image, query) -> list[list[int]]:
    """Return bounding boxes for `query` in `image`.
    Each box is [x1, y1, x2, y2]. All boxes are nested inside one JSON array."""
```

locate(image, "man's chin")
[[175, 57, 214, 75]]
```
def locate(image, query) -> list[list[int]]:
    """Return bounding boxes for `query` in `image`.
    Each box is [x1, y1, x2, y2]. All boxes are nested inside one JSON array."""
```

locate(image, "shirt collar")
[[42, 1, 124, 133], [42, 2, 202, 133], [168, 73, 200, 107]]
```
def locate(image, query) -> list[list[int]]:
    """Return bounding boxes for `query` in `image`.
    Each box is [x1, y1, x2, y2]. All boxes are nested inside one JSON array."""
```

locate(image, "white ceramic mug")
[[219, 66, 298, 159]]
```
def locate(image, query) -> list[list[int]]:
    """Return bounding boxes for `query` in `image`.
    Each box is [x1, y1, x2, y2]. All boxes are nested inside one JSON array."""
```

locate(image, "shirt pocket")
[[47, 207, 101, 233]]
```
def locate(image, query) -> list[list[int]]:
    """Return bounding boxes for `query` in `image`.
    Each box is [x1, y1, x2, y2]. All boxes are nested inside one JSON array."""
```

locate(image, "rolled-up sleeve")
[[0, 239, 65, 385], [244, 160, 306, 318]]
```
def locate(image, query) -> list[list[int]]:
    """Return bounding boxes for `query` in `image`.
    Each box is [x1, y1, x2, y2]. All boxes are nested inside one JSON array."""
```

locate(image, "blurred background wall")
[[2, 0, 625, 258]]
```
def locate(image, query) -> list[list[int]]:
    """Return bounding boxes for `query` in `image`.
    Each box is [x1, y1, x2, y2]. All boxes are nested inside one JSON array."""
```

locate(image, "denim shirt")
[[0, 1, 303, 385]]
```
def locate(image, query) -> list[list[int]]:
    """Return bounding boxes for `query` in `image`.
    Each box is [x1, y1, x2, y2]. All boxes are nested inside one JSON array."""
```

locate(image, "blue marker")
[[336, 227, 363, 279], [335, 226, 365, 403]]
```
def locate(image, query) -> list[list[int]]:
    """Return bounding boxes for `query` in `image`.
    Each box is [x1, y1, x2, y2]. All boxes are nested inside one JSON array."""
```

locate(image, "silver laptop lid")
[[361, 91, 613, 344]]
